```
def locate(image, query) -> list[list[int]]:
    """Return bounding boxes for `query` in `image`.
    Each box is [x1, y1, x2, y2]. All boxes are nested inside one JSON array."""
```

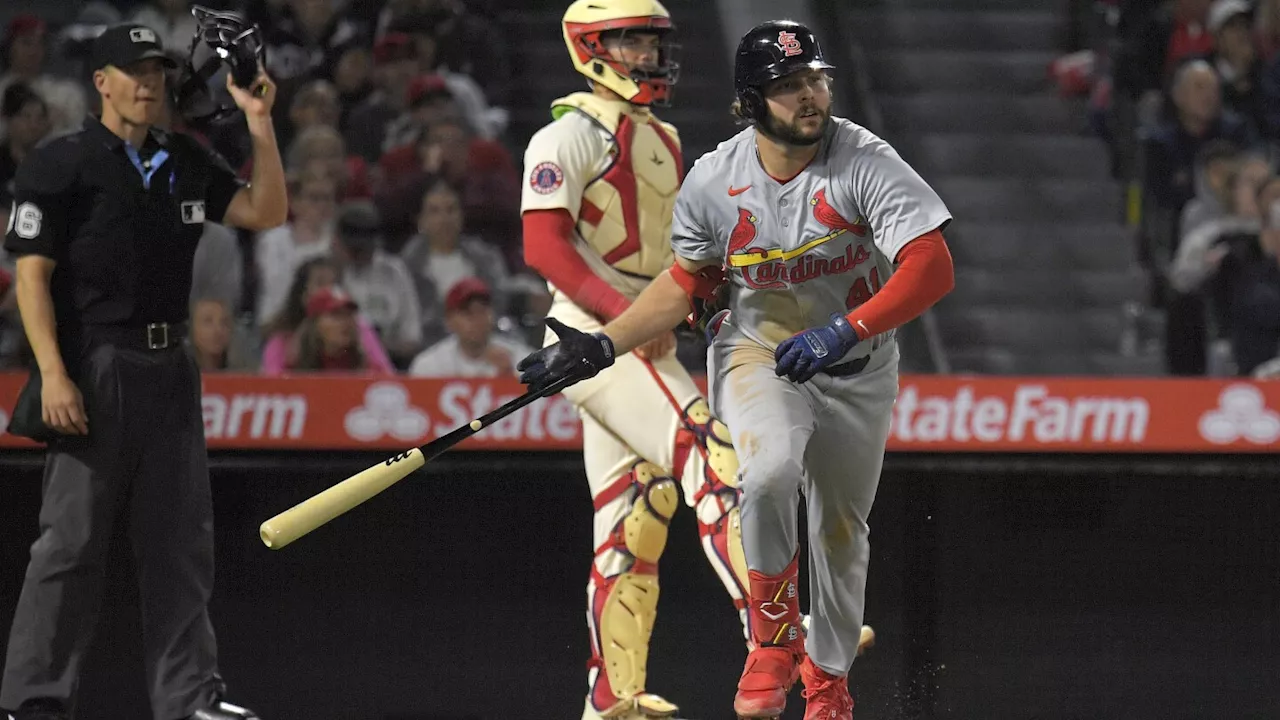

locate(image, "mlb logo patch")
[[181, 200, 206, 225], [129, 28, 158, 44]]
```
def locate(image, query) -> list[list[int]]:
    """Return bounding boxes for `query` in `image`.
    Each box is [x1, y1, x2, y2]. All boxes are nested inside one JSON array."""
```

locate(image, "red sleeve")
[[523, 209, 632, 322], [845, 229, 954, 340]]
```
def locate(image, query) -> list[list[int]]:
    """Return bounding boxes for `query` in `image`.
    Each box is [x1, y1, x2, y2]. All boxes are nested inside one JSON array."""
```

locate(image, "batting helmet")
[[562, 0, 680, 107], [734, 20, 834, 123]]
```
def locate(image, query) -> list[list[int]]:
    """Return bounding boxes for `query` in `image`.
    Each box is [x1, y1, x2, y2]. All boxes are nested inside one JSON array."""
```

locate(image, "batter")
[[518, 20, 954, 720]]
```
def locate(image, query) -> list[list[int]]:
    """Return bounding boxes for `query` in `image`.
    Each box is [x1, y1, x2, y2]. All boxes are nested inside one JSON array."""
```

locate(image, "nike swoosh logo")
[[728, 185, 752, 196]]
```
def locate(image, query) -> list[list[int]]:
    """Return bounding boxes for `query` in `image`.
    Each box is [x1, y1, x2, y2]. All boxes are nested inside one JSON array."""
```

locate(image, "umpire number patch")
[[14, 202, 41, 239]]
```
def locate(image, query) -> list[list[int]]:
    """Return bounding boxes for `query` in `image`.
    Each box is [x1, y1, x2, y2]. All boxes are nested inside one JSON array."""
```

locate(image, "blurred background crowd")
[[0, 0, 550, 380], [1078, 0, 1280, 377], [1, 0, 1280, 379]]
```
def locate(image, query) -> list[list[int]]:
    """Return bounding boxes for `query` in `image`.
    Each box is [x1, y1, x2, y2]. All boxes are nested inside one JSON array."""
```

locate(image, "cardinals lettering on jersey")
[[725, 188, 873, 291]]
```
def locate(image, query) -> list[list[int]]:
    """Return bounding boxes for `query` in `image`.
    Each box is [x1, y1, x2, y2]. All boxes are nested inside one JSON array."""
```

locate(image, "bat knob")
[[260, 524, 281, 549]]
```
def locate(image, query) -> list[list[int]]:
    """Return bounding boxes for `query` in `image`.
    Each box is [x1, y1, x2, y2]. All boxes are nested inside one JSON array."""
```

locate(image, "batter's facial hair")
[[758, 106, 830, 147]]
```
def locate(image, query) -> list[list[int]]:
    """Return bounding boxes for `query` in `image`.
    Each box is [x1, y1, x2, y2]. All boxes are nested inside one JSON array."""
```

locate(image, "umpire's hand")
[[42, 372, 88, 435], [518, 318, 616, 395]]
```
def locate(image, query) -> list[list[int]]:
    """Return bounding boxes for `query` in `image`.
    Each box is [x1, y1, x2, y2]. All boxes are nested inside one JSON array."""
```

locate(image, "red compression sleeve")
[[846, 229, 954, 340], [523, 209, 632, 322]]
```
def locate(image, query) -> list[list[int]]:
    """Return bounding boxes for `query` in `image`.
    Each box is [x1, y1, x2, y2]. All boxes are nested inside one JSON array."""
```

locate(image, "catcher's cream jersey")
[[521, 92, 683, 300]]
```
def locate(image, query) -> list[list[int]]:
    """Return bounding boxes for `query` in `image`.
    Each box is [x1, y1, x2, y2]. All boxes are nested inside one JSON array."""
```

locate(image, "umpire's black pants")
[[1, 335, 220, 720]]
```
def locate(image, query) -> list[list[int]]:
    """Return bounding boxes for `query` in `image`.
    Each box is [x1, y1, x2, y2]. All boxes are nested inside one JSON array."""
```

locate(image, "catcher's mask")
[[173, 5, 266, 127]]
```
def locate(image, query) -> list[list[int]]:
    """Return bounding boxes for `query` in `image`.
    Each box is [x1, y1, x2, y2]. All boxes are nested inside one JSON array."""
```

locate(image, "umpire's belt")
[[86, 322, 189, 351], [822, 354, 871, 378]]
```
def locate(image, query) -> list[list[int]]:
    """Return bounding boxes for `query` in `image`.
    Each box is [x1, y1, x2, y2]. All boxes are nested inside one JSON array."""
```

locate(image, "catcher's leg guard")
[[735, 553, 805, 719], [586, 461, 680, 719], [677, 399, 751, 640]]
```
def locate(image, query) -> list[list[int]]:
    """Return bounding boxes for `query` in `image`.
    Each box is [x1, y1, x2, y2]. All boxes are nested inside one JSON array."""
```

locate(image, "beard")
[[758, 105, 831, 147]]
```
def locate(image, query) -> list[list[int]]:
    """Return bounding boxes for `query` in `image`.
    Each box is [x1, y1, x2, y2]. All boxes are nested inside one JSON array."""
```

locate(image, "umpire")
[[1, 20, 285, 720]]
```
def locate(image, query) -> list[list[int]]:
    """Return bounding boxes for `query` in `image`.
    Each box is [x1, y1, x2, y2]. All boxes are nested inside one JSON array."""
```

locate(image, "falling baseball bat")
[[259, 375, 576, 550]]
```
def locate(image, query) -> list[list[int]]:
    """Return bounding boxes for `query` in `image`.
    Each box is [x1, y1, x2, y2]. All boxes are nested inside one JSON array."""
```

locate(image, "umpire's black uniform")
[[1, 25, 257, 720]]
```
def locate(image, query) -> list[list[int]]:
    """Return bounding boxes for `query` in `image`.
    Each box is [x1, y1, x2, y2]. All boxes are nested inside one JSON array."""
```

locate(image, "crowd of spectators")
[[0, 0, 549, 380], [1088, 0, 1280, 377]]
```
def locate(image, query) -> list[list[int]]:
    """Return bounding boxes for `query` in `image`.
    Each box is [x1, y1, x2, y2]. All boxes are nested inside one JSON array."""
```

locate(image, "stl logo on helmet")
[[777, 31, 803, 57]]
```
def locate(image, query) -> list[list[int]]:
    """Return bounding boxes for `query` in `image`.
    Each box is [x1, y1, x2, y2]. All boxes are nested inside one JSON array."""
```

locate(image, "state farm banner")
[[0, 373, 1276, 453]]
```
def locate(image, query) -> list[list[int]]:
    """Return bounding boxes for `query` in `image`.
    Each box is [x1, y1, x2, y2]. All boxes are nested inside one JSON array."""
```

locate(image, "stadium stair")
[[835, 0, 1165, 375]]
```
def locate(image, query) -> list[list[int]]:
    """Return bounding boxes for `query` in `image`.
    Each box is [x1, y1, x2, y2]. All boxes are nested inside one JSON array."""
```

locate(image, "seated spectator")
[[379, 114, 520, 260], [373, 0, 511, 106], [285, 79, 341, 149], [265, 0, 366, 83], [1169, 143, 1257, 369], [332, 201, 424, 366], [188, 297, 257, 372], [1258, 0, 1280, 60], [192, 221, 245, 317], [1142, 60, 1251, 378], [261, 257, 396, 375], [344, 32, 419, 162], [1142, 59, 1258, 262], [284, 124, 372, 200], [129, 0, 199, 55], [0, 14, 87, 137], [287, 285, 393, 374], [383, 14, 506, 143], [1207, 0, 1267, 135], [256, 169, 339, 324], [400, 178, 510, 345], [1115, 0, 1214, 104], [380, 73, 459, 159], [408, 277, 533, 378], [1209, 176, 1280, 373], [1178, 140, 1250, 243], [240, 80, 351, 187], [1, 82, 50, 195], [322, 38, 374, 129]]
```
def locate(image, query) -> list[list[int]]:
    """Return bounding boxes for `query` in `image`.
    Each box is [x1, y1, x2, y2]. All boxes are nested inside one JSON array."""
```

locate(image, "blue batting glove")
[[773, 313, 860, 383]]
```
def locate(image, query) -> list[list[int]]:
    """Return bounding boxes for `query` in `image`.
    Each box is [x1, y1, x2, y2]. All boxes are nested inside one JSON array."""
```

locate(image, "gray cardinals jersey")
[[671, 117, 952, 361]]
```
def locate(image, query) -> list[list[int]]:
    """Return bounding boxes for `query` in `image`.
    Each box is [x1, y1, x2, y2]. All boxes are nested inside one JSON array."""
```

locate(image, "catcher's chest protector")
[[553, 92, 683, 280]]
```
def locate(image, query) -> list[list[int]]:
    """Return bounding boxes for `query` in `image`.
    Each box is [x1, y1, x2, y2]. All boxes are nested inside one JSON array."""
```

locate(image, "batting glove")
[[517, 317, 616, 395], [774, 313, 860, 383]]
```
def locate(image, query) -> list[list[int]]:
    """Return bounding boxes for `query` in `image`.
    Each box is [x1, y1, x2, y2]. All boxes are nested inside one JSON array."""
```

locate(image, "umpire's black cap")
[[91, 23, 179, 71], [734, 20, 834, 121]]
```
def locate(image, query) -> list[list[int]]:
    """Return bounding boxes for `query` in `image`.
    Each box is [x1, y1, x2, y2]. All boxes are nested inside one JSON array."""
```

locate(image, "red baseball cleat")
[[799, 655, 854, 720]]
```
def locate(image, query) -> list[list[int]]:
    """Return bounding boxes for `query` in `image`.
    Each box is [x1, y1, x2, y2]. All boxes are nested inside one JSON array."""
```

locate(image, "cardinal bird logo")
[[810, 188, 868, 236], [728, 207, 765, 257]]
